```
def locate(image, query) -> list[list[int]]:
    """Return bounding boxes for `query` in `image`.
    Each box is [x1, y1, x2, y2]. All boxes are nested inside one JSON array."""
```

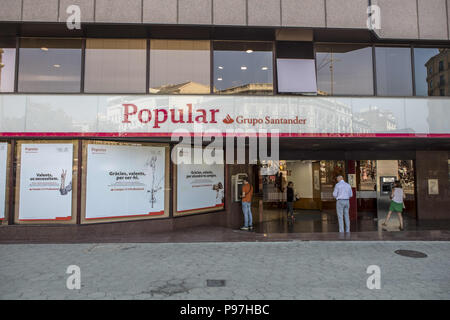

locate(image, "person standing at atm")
[[333, 175, 353, 233], [240, 177, 254, 231]]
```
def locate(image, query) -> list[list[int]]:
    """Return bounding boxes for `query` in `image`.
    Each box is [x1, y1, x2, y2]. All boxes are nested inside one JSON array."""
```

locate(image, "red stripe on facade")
[[1, 132, 450, 138]]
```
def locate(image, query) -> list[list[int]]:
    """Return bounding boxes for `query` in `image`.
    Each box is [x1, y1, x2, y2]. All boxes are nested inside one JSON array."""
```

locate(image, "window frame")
[[212, 40, 276, 96], [314, 42, 376, 97], [17, 37, 84, 94], [0, 37, 17, 93], [148, 39, 212, 95], [373, 44, 415, 97], [83, 38, 148, 94]]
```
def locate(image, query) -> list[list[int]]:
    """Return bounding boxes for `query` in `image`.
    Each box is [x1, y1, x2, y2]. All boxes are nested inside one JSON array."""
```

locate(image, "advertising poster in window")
[[0, 143, 8, 221], [176, 148, 225, 215], [18, 143, 74, 221], [84, 143, 167, 220]]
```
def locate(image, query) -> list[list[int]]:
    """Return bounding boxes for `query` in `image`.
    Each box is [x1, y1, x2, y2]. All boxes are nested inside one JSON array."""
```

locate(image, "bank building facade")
[[0, 0, 449, 242]]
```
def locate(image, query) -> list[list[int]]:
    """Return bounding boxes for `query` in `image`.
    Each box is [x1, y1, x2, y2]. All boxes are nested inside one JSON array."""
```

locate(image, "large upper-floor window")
[[375, 47, 413, 96], [1, 35, 449, 97], [0, 38, 16, 92], [84, 39, 146, 93], [415, 48, 449, 96], [213, 41, 273, 95], [149, 40, 210, 94], [316, 44, 374, 96], [18, 38, 82, 93]]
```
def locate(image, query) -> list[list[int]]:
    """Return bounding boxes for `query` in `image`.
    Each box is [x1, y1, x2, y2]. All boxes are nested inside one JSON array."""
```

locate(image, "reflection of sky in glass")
[[316, 47, 373, 95], [0, 48, 15, 92], [19, 48, 81, 92], [414, 48, 440, 96], [213, 50, 273, 92], [376, 47, 413, 96]]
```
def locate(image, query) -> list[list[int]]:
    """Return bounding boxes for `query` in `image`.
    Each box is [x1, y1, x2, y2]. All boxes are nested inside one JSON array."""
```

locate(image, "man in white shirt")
[[333, 175, 353, 233]]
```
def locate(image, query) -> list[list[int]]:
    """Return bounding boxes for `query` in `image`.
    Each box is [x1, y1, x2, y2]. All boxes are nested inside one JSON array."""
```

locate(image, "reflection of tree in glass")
[[145, 156, 164, 208]]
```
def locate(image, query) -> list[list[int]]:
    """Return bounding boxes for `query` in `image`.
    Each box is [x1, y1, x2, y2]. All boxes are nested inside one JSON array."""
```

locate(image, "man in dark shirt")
[[286, 181, 295, 222]]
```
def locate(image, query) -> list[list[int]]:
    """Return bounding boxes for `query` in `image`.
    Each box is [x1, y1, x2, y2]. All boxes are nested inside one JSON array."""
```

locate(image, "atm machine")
[[380, 176, 396, 196], [232, 173, 248, 202]]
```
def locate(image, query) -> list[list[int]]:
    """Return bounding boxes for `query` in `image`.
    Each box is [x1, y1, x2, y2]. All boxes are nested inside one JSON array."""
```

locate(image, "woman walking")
[[382, 181, 405, 231]]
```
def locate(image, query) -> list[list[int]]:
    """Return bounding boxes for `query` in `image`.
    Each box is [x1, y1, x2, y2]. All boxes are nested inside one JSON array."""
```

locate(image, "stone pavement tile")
[[0, 241, 449, 300]]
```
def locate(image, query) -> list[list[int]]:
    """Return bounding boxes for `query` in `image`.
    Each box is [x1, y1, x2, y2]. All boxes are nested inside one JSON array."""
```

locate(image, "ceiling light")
[[217, 78, 223, 81], [41, 47, 49, 51], [261, 67, 268, 70], [246, 50, 253, 53], [53, 64, 61, 68], [218, 66, 224, 69], [241, 66, 247, 70]]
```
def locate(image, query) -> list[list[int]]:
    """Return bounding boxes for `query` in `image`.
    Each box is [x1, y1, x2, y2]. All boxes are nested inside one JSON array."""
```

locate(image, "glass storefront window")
[[84, 39, 146, 93], [0, 39, 16, 92], [213, 41, 273, 95], [149, 40, 210, 94], [375, 47, 413, 96], [316, 44, 374, 96], [18, 38, 82, 93], [398, 160, 415, 198], [320, 160, 345, 201], [414, 48, 449, 96], [358, 160, 377, 191]]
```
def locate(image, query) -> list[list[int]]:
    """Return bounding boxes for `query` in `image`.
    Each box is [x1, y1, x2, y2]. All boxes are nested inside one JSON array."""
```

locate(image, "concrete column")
[[415, 151, 450, 220], [347, 160, 358, 222]]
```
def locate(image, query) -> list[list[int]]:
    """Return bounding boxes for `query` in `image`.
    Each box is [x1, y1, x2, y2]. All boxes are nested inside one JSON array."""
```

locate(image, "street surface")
[[1, 241, 449, 300]]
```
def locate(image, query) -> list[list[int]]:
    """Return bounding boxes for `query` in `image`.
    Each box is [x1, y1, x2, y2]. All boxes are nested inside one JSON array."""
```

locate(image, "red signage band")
[[1, 132, 450, 138]]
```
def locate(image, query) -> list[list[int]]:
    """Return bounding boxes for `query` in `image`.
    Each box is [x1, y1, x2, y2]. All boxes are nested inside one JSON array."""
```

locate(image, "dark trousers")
[[287, 202, 294, 217]]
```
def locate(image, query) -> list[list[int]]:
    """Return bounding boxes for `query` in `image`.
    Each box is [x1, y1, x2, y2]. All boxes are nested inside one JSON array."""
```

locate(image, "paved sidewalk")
[[1, 241, 449, 300]]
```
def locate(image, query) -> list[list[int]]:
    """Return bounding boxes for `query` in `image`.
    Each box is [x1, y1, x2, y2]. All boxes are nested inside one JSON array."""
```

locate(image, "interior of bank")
[[251, 159, 418, 233]]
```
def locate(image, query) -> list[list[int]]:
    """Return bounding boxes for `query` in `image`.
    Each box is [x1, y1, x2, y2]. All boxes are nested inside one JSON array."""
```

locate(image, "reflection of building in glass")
[[150, 81, 210, 94], [352, 115, 371, 134], [425, 49, 450, 96], [355, 106, 397, 132], [215, 83, 272, 95], [300, 98, 353, 134]]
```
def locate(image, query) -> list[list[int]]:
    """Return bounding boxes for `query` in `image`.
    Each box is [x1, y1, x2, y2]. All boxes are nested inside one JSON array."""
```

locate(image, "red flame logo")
[[223, 114, 234, 124]]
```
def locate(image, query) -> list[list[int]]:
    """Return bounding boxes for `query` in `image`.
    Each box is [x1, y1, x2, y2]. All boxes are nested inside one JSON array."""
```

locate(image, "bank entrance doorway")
[[254, 160, 416, 233]]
